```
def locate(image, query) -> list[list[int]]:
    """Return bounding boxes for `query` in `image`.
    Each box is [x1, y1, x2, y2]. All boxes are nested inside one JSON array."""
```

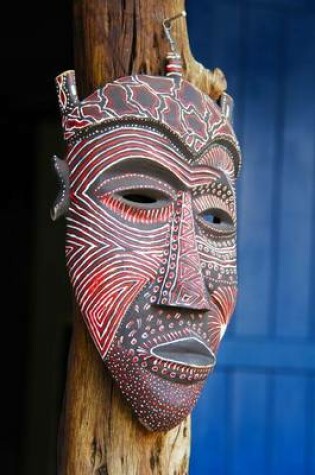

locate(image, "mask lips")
[[150, 336, 216, 368]]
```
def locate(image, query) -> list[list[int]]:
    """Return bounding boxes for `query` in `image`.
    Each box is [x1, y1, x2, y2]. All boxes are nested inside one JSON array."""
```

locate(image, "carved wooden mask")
[[53, 71, 241, 431]]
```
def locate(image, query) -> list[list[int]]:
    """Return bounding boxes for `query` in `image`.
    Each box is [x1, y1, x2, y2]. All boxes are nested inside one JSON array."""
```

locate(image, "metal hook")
[[163, 11, 187, 53]]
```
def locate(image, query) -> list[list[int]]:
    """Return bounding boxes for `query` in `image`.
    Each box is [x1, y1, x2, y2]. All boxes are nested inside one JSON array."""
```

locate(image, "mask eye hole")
[[200, 208, 234, 232], [203, 213, 222, 225], [122, 192, 158, 204], [116, 188, 172, 209]]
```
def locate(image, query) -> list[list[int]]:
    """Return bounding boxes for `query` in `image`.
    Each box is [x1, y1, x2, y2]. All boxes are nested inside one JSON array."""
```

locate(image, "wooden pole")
[[58, 1, 227, 473]]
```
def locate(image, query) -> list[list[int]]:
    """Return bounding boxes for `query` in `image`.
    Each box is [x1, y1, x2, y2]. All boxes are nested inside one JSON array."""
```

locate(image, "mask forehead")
[[57, 73, 240, 176]]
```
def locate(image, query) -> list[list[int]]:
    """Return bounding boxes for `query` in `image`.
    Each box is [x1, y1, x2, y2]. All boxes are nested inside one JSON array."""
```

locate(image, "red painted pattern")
[[59, 74, 239, 163]]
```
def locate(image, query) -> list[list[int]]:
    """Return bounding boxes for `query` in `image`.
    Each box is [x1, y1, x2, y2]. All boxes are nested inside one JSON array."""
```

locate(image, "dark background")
[[1, 1, 72, 473], [2, 1, 315, 474]]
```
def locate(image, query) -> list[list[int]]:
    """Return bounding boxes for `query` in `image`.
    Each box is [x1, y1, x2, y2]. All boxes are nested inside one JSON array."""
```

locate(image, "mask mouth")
[[150, 337, 216, 368]]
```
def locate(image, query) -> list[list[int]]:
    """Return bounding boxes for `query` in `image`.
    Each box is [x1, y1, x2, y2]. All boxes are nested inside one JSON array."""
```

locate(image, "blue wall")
[[187, 1, 315, 473]]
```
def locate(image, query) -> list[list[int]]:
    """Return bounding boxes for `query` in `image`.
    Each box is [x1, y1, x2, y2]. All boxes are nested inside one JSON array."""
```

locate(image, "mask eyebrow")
[[104, 156, 186, 190], [96, 158, 183, 193], [91, 127, 221, 187], [104, 155, 222, 189], [197, 137, 241, 179], [72, 126, 222, 191]]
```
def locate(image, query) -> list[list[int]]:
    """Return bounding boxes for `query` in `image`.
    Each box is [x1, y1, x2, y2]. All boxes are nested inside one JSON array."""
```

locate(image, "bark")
[[73, 0, 227, 100], [58, 1, 225, 473]]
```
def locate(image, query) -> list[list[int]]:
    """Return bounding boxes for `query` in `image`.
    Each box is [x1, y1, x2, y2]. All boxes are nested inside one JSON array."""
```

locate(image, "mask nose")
[[152, 191, 210, 311]]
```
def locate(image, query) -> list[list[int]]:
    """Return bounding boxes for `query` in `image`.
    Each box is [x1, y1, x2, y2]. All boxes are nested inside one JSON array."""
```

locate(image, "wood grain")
[[73, 0, 226, 100], [58, 1, 225, 473]]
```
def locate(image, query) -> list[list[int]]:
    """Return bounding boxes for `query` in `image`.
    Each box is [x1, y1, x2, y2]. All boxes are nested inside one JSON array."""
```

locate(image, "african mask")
[[53, 68, 241, 432]]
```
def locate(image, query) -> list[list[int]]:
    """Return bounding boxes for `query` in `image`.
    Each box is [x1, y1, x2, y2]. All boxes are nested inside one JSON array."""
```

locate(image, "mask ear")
[[50, 155, 70, 221], [219, 92, 234, 123]]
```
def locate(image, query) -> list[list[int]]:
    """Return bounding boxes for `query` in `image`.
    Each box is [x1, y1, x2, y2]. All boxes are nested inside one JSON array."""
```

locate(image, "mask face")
[[55, 72, 241, 431]]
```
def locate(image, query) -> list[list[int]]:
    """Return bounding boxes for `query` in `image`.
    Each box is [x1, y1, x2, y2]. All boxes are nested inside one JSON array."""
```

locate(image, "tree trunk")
[[58, 1, 227, 473]]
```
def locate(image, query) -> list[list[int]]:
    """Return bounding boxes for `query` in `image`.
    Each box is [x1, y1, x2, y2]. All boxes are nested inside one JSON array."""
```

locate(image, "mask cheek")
[[65, 214, 167, 360], [209, 285, 238, 353]]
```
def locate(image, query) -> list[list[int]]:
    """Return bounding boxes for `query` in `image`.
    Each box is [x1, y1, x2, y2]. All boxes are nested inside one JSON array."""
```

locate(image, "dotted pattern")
[[154, 191, 209, 309], [107, 340, 206, 432]]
